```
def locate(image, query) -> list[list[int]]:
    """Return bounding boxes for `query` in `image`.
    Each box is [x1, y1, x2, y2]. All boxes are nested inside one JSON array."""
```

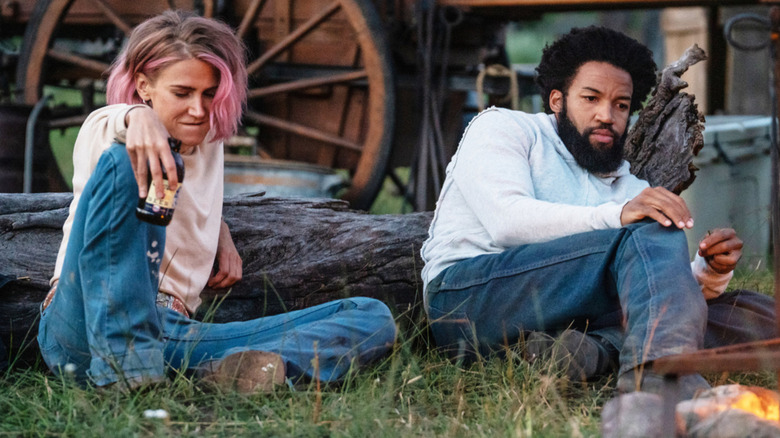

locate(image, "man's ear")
[[134, 73, 151, 101], [549, 89, 563, 113]]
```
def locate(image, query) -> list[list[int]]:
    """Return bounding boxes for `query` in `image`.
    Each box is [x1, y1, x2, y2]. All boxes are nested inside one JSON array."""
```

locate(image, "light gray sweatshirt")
[[421, 107, 730, 305]]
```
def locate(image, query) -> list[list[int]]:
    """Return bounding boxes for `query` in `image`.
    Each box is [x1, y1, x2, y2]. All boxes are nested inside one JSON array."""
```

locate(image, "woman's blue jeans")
[[38, 144, 396, 386], [425, 222, 708, 375]]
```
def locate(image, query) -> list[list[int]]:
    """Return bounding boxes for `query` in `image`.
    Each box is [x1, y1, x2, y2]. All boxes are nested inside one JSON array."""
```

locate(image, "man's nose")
[[595, 103, 614, 124]]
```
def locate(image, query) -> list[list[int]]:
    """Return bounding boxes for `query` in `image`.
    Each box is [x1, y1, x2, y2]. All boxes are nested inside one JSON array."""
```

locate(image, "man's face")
[[549, 61, 633, 173]]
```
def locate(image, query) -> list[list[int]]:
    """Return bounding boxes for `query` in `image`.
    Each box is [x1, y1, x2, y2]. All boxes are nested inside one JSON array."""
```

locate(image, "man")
[[421, 26, 775, 399]]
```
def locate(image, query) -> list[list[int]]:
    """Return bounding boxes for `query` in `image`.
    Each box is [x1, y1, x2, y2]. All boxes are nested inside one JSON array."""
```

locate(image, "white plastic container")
[[679, 115, 773, 268]]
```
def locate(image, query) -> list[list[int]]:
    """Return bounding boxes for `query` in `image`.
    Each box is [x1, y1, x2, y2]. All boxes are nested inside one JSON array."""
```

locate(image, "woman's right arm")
[[123, 105, 177, 199]]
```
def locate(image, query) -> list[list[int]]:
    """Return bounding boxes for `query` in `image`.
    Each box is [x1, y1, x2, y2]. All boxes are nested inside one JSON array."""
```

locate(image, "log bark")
[[0, 193, 432, 358]]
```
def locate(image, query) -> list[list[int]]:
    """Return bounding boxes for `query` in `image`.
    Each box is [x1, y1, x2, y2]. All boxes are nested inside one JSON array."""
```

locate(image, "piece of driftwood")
[[0, 193, 432, 358], [625, 44, 707, 194]]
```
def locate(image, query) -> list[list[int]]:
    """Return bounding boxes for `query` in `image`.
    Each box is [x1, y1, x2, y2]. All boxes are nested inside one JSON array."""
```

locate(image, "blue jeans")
[[425, 222, 708, 375], [38, 144, 396, 386]]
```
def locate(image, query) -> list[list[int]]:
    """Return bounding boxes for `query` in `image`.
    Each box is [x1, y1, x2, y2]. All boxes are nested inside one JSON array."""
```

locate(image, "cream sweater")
[[52, 104, 224, 312]]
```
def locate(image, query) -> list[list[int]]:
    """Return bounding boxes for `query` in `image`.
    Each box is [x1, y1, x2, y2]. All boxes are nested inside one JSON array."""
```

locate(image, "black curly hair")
[[535, 26, 657, 114]]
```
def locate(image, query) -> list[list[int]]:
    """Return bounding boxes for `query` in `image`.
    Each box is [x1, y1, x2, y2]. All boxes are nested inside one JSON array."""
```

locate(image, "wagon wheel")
[[17, 0, 395, 211], [14, 0, 215, 180], [232, 0, 394, 210]]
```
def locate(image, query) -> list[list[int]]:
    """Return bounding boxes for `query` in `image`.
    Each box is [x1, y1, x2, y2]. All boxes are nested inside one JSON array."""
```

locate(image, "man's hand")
[[698, 228, 743, 274], [208, 220, 243, 289], [125, 106, 177, 199], [620, 186, 694, 229]]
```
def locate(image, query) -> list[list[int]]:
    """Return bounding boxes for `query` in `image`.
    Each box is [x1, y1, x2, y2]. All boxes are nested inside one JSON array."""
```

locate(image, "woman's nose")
[[189, 98, 207, 117]]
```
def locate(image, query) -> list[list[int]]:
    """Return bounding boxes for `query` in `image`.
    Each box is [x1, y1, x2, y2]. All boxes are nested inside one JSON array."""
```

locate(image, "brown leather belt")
[[43, 281, 190, 318]]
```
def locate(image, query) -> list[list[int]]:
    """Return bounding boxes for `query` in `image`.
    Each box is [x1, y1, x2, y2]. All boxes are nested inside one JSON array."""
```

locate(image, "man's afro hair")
[[535, 26, 657, 114]]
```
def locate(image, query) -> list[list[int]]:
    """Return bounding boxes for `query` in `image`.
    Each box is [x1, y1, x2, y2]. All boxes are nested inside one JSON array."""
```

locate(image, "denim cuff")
[[88, 348, 165, 387]]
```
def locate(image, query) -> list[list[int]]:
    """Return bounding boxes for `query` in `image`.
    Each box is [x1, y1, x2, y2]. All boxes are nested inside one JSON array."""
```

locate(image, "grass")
[[0, 333, 612, 436], [1, 269, 776, 437]]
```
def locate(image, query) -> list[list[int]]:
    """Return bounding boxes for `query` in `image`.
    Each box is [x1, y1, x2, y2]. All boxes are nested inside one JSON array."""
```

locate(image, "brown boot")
[[200, 351, 286, 393]]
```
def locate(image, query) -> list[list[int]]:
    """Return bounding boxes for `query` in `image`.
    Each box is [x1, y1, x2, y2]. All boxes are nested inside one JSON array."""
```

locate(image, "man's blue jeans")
[[38, 144, 396, 386], [425, 222, 708, 375]]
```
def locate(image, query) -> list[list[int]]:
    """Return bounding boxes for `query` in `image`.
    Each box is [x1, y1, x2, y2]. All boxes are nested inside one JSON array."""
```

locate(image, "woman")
[[39, 11, 396, 391]]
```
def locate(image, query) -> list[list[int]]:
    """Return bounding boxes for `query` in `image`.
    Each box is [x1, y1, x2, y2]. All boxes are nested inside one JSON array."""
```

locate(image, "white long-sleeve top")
[[51, 104, 224, 312], [421, 107, 731, 305]]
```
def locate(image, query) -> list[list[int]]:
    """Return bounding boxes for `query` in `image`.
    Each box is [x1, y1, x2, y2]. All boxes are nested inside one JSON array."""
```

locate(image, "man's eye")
[[174, 93, 188, 98], [584, 96, 597, 102]]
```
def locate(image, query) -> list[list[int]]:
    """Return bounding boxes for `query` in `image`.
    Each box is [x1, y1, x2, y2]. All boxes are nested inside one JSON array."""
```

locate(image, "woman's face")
[[135, 58, 219, 152]]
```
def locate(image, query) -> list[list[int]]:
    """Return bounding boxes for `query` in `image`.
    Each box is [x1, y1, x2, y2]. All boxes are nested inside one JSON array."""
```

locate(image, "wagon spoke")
[[247, 1, 341, 76], [244, 109, 362, 152], [47, 49, 110, 75], [248, 69, 367, 98], [85, 0, 133, 35], [238, 0, 268, 40]]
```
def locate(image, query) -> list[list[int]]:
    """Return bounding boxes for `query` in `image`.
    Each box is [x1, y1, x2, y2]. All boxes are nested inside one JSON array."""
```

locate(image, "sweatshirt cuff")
[[598, 201, 626, 229], [691, 253, 733, 300], [113, 104, 146, 144]]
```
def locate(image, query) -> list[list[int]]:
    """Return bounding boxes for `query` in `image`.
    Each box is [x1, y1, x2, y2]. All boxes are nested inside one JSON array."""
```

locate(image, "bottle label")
[[145, 179, 179, 210]]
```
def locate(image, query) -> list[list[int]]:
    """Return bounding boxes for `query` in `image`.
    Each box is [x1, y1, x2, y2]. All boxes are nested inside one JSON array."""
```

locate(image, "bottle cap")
[[168, 137, 182, 152]]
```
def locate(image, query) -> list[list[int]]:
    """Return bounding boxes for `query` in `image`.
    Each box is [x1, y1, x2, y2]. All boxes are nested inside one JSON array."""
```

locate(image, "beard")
[[557, 104, 627, 174]]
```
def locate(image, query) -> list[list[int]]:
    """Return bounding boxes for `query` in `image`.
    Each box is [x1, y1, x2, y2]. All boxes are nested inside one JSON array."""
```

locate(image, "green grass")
[[1, 270, 776, 437], [0, 336, 612, 437]]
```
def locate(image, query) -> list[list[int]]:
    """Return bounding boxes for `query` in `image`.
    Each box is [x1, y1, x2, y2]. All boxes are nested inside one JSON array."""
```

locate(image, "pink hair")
[[106, 11, 247, 141]]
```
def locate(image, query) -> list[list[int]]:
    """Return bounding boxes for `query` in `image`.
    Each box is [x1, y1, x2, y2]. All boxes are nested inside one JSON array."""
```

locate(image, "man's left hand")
[[208, 220, 243, 289], [698, 228, 743, 274]]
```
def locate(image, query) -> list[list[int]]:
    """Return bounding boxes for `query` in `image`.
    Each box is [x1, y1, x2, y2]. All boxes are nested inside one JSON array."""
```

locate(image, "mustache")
[[583, 124, 620, 138]]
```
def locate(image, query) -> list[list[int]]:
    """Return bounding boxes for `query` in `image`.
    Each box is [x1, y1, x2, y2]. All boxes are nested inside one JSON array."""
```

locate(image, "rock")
[[601, 392, 667, 438]]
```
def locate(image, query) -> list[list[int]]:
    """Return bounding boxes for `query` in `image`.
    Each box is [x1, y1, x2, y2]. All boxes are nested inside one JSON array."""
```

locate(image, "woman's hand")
[[698, 228, 743, 274], [208, 220, 243, 289], [124, 106, 178, 198]]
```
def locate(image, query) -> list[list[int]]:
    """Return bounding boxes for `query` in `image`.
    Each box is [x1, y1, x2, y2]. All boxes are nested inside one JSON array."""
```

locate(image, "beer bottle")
[[136, 137, 185, 226]]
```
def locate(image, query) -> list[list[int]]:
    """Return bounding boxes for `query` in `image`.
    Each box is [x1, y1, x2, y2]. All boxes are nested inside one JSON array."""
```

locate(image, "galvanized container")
[[680, 115, 773, 268], [223, 154, 348, 199]]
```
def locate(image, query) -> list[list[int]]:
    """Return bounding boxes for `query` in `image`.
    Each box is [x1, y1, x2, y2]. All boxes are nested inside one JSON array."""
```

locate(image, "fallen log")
[[0, 193, 433, 359]]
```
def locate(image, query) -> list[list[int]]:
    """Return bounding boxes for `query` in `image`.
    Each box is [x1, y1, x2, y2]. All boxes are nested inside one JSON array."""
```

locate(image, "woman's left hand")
[[208, 220, 243, 289]]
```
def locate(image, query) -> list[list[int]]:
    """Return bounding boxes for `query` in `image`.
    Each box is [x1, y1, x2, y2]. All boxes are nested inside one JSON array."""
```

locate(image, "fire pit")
[[602, 384, 780, 437]]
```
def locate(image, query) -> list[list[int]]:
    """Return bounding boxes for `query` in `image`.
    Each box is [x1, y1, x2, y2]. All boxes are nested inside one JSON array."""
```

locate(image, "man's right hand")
[[620, 186, 694, 229], [124, 106, 177, 199]]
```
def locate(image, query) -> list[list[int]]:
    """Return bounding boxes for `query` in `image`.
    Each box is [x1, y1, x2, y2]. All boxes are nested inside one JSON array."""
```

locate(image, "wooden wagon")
[[0, 0, 774, 210]]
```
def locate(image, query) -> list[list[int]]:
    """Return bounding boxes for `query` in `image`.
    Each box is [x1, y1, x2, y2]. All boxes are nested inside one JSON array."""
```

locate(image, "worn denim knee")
[[425, 222, 707, 371], [39, 144, 166, 385]]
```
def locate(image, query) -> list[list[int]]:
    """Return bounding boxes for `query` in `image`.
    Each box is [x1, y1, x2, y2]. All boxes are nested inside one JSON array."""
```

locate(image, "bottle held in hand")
[[136, 137, 185, 226]]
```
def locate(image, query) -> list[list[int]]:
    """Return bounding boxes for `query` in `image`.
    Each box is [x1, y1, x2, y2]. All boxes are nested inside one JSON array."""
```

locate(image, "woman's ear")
[[134, 73, 151, 101], [549, 89, 563, 113]]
